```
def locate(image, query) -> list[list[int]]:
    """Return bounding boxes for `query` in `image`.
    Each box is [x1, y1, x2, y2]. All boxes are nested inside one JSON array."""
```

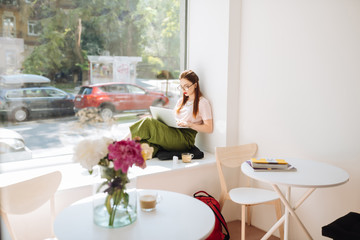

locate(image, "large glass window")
[[0, 0, 186, 168]]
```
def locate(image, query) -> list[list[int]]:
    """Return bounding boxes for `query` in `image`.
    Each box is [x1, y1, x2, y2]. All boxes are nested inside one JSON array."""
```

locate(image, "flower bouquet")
[[73, 137, 147, 228]]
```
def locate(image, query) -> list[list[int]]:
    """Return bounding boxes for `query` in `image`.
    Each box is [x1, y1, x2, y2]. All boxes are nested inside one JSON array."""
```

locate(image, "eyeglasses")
[[177, 83, 195, 91]]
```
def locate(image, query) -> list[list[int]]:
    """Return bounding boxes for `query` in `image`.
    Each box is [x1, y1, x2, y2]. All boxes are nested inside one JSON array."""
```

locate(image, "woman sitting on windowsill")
[[129, 69, 213, 158]]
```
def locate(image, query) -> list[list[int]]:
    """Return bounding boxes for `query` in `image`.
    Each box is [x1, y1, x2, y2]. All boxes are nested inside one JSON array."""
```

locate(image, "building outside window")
[[0, 0, 186, 170], [27, 20, 40, 36]]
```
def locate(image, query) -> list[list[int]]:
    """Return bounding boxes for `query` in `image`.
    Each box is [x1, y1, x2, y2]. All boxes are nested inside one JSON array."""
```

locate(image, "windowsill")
[[0, 152, 216, 191], [0, 153, 74, 174], [129, 152, 216, 178]]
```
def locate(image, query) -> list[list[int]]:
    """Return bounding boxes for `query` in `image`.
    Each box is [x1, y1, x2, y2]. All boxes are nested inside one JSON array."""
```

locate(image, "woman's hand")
[[177, 119, 213, 133], [176, 120, 191, 128]]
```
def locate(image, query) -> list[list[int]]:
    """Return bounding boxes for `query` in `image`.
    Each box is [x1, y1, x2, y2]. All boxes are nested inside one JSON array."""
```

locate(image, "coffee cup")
[[139, 190, 160, 212], [182, 153, 194, 163]]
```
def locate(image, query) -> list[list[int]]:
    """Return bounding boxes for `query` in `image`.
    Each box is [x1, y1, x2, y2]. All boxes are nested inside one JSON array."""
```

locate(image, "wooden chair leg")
[[219, 193, 226, 211], [241, 204, 246, 240], [274, 199, 284, 240], [246, 205, 252, 226], [1, 212, 16, 240]]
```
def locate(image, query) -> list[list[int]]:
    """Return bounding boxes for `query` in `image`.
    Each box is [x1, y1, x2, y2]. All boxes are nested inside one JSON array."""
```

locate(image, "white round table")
[[241, 158, 349, 240], [54, 190, 215, 240], [242, 158, 349, 188]]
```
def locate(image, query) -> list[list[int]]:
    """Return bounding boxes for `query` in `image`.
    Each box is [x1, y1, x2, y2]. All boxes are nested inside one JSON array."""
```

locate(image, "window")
[[2, 14, 16, 38], [127, 85, 146, 95], [77, 87, 92, 95], [6, 90, 22, 98], [111, 84, 128, 94], [47, 89, 66, 98], [27, 21, 41, 36], [0, 0, 186, 170]]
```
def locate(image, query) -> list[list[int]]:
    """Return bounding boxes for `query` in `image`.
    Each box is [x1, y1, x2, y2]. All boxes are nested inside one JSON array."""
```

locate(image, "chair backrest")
[[0, 171, 62, 240], [216, 143, 258, 209]]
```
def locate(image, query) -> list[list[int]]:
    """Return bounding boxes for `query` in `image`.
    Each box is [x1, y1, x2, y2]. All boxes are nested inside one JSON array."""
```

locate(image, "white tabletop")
[[54, 190, 215, 240], [241, 158, 349, 188]]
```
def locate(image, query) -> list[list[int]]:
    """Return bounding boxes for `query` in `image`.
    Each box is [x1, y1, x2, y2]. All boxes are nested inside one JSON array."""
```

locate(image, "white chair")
[[0, 171, 62, 240], [216, 144, 284, 240]]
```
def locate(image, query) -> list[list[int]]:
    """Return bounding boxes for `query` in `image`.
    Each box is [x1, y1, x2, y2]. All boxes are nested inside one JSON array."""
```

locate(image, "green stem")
[[109, 203, 118, 226], [108, 189, 122, 227], [126, 209, 132, 222]]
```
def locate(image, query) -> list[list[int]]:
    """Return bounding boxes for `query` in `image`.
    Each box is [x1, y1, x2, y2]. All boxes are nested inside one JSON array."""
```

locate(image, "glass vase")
[[92, 166, 137, 228]]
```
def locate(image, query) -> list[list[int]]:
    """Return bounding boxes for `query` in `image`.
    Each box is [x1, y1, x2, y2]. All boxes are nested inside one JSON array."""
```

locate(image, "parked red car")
[[74, 82, 169, 120]]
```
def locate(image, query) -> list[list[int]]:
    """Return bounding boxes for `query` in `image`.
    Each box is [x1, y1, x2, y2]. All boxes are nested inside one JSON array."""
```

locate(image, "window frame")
[[27, 20, 41, 36], [2, 13, 16, 38]]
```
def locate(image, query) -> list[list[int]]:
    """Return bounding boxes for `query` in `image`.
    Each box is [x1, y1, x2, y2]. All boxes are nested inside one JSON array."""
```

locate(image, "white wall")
[[187, 0, 240, 152], [238, 0, 360, 239], [187, 0, 245, 223], [189, 0, 360, 239]]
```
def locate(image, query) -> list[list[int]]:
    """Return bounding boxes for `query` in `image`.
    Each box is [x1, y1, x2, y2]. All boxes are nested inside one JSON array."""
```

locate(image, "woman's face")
[[180, 78, 196, 97]]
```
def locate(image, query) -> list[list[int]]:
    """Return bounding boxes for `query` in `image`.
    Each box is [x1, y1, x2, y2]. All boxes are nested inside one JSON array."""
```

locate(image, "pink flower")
[[107, 140, 145, 173]]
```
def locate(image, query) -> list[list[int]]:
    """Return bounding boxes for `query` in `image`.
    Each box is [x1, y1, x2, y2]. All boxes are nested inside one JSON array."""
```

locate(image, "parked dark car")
[[0, 87, 75, 122], [74, 82, 169, 120]]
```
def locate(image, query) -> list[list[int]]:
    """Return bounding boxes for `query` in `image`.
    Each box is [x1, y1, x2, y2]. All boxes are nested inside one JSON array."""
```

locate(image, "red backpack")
[[194, 191, 230, 240]]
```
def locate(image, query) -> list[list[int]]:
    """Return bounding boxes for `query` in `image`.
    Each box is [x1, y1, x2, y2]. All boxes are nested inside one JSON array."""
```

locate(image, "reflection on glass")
[[0, 0, 184, 165]]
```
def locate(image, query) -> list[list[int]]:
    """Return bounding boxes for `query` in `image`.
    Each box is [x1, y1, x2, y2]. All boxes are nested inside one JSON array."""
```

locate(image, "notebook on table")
[[150, 106, 185, 128]]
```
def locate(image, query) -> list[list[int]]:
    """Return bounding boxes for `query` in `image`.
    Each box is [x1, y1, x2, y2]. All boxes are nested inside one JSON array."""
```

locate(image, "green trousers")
[[129, 117, 197, 157]]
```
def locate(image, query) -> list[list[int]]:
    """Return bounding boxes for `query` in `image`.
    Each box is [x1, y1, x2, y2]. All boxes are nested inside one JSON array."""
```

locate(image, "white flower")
[[73, 137, 114, 170]]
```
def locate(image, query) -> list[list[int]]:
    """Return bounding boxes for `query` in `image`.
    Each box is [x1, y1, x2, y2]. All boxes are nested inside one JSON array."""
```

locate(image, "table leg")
[[272, 184, 313, 240], [284, 186, 290, 240], [261, 215, 285, 240], [294, 188, 316, 209], [261, 187, 316, 240]]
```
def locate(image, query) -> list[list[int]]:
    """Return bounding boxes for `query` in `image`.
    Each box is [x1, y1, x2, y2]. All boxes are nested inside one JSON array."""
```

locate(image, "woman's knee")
[[139, 117, 155, 127], [131, 117, 156, 139]]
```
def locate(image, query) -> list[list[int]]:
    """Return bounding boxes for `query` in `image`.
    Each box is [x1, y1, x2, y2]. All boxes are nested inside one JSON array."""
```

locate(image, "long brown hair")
[[176, 70, 202, 117]]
